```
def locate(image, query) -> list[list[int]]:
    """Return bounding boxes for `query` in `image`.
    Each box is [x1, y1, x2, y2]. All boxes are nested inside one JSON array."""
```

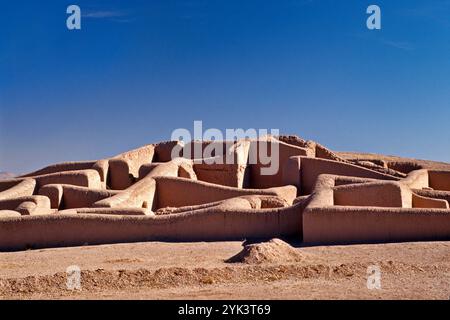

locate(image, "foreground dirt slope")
[[0, 240, 449, 299]]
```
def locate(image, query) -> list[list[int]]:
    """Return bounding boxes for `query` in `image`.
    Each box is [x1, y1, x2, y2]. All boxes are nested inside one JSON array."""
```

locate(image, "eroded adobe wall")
[[154, 176, 297, 209], [303, 206, 450, 245], [250, 140, 313, 189], [109, 144, 155, 190], [294, 157, 399, 195], [20, 161, 98, 178], [333, 182, 411, 208], [1, 135, 449, 250], [428, 171, 450, 191], [0, 202, 303, 251], [0, 179, 36, 201]]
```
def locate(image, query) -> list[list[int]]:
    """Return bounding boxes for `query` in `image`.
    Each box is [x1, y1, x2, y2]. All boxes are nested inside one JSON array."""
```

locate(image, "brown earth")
[[225, 239, 304, 264], [0, 172, 14, 181], [337, 152, 450, 171], [0, 240, 449, 300]]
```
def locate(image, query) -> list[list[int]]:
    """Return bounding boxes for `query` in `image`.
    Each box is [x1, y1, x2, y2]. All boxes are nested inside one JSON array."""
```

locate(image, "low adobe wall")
[[94, 161, 179, 209], [412, 193, 449, 209], [20, 160, 109, 187], [109, 144, 155, 190], [302, 171, 450, 244], [94, 178, 157, 209], [250, 140, 313, 189], [32, 170, 102, 189], [0, 195, 52, 216], [0, 202, 303, 251], [138, 163, 162, 179], [154, 176, 297, 209], [0, 210, 21, 218], [193, 163, 250, 188], [402, 169, 429, 189], [332, 179, 447, 209], [154, 141, 184, 162], [0, 179, 36, 201], [428, 170, 450, 192], [387, 161, 423, 174], [413, 189, 450, 204], [58, 207, 149, 216], [303, 206, 450, 245], [39, 184, 120, 209], [333, 182, 412, 208], [182, 141, 232, 159], [284, 156, 399, 195], [20, 161, 97, 178], [181, 140, 251, 188]]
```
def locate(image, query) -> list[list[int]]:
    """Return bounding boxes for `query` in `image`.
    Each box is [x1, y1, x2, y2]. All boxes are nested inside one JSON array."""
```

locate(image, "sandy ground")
[[0, 240, 449, 300]]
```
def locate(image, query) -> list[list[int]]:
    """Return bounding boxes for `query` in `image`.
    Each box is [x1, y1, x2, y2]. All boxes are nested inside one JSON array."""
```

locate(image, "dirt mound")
[[225, 239, 303, 264], [0, 172, 14, 180]]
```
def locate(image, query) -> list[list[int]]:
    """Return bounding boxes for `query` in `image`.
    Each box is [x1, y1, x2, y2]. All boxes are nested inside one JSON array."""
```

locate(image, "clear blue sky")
[[1, 0, 449, 174]]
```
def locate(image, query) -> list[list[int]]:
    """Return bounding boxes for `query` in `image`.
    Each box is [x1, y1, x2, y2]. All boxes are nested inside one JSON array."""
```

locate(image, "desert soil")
[[0, 240, 449, 300]]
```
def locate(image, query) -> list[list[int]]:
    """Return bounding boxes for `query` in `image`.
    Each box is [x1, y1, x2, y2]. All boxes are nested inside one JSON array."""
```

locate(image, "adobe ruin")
[[0, 135, 449, 250]]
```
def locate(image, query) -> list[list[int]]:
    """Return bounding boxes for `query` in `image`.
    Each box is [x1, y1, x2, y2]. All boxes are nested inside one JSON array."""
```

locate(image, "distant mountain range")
[[0, 172, 15, 180]]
